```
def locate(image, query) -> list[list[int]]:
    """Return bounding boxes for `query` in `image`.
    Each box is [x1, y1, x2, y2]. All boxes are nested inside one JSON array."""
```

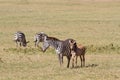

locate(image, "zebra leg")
[[71, 56, 74, 68], [34, 39, 38, 47], [62, 56, 63, 64], [19, 42, 22, 47], [58, 54, 61, 66], [75, 56, 78, 67], [80, 55, 83, 67], [83, 54, 85, 67], [71, 53, 75, 68], [34, 42, 37, 47], [58, 54, 62, 67], [60, 54, 63, 66], [67, 56, 71, 68], [15, 41, 18, 47], [36, 41, 40, 47]]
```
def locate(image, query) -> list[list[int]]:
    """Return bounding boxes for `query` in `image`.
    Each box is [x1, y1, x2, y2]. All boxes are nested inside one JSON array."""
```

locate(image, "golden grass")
[[0, 0, 120, 80], [0, 53, 120, 80]]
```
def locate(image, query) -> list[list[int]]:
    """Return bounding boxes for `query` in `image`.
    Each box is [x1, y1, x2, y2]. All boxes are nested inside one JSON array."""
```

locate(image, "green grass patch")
[[3, 43, 120, 55], [87, 43, 120, 54]]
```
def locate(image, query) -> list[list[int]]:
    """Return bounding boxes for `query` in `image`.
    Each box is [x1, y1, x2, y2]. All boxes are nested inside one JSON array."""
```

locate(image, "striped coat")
[[69, 40, 86, 68], [42, 35, 75, 68], [34, 32, 47, 47], [14, 31, 29, 47]]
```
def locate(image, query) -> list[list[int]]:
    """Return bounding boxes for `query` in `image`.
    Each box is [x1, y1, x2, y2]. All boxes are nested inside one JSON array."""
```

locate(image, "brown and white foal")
[[69, 40, 86, 68]]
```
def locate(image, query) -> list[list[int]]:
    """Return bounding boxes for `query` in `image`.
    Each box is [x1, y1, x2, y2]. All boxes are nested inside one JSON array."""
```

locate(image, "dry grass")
[[0, 0, 120, 80], [0, 53, 120, 80]]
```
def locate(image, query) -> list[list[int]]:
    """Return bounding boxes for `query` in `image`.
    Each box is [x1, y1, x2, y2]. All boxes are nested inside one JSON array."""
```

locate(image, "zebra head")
[[34, 32, 48, 47], [34, 32, 47, 42], [22, 41, 29, 47], [39, 32, 47, 42], [69, 39, 76, 51]]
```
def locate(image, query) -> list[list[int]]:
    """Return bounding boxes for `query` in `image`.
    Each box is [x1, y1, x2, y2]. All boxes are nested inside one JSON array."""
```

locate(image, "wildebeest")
[[41, 35, 75, 68], [14, 31, 29, 47], [34, 32, 47, 47], [69, 40, 86, 68]]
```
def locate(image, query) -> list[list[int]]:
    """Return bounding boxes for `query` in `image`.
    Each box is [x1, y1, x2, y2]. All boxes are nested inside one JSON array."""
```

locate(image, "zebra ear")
[[69, 39, 75, 43], [44, 36, 47, 39], [69, 40, 72, 44], [69, 40, 73, 44], [44, 36, 49, 40], [73, 40, 76, 44]]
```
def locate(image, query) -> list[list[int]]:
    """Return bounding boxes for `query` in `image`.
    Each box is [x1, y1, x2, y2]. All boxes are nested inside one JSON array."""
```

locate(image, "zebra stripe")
[[14, 31, 29, 47], [42, 35, 75, 68], [34, 32, 47, 47]]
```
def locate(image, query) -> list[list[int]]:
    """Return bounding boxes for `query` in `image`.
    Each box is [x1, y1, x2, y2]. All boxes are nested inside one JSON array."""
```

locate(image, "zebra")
[[34, 32, 47, 47], [41, 35, 75, 68], [69, 40, 86, 68], [14, 31, 29, 47]]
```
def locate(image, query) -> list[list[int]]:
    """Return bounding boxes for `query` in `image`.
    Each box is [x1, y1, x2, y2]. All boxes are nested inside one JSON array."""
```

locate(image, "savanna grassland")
[[0, 0, 120, 80]]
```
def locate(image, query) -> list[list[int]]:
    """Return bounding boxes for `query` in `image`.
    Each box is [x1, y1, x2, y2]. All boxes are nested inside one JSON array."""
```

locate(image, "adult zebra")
[[41, 35, 75, 68], [14, 31, 29, 47], [34, 32, 47, 47]]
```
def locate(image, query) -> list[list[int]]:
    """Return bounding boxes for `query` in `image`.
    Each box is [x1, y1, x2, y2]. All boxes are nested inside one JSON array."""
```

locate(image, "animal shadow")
[[85, 64, 98, 68], [71, 64, 98, 69]]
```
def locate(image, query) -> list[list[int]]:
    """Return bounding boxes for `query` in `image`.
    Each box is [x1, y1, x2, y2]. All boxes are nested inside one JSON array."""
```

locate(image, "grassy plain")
[[0, 0, 120, 80]]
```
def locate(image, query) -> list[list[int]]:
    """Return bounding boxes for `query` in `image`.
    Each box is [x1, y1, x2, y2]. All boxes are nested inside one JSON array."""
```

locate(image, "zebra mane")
[[47, 36, 60, 41]]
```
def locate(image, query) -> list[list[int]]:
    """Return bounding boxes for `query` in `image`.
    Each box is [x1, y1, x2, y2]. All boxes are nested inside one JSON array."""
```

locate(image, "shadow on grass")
[[85, 64, 98, 68], [71, 64, 98, 69]]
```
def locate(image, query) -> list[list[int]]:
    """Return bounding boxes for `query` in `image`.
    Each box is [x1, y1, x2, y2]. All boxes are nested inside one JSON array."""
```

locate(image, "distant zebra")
[[14, 31, 29, 47], [41, 35, 75, 68], [34, 32, 47, 47]]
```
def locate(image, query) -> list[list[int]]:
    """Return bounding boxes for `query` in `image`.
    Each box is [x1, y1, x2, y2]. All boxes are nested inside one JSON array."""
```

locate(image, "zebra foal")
[[14, 31, 29, 47], [69, 40, 86, 68]]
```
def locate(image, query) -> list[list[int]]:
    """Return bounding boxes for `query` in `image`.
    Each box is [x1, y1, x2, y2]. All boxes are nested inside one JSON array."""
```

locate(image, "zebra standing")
[[69, 40, 86, 68], [34, 32, 47, 47], [14, 31, 29, 47], [42, 35, 75, 68]]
